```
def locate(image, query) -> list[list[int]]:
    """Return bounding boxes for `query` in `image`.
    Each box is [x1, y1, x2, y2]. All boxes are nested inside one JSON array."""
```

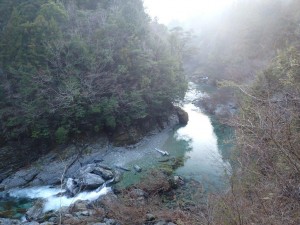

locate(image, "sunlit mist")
[[144, 0, 235, 24]]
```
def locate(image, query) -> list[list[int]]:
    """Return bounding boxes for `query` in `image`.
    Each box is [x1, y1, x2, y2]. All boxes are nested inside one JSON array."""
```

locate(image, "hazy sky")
[[143, 0, 235, 24]]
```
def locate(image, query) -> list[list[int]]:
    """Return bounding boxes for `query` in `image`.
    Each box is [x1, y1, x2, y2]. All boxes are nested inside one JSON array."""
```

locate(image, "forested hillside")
[[192, 1, 300, 224], [0, 0, 187, 149]]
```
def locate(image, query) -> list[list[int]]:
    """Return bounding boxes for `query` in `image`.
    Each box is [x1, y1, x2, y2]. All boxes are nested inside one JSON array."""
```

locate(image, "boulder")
[[173, 176, 184, 187], [79, 164, 114, 181], [175, 107, 188, 125], [146, 213, 156, 221], [66, 178, 79, 197], [26, 199, 45, 222], [80, 173, 105, 189], [133, 165, 142, 173], [93, 167, 114, 180], [112, 170, 122, 183]]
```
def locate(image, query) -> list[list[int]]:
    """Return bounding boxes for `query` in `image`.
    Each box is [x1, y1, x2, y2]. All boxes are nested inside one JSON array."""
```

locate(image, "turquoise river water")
[[0, 82, 234, 219]]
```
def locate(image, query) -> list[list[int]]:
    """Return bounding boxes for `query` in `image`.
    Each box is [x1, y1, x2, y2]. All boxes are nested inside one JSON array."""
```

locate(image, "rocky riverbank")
[[0, 107, 194, 224], [1, 173, 205, 225]]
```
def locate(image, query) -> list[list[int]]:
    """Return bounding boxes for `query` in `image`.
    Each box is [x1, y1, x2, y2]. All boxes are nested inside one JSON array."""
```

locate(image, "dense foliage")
[[0, 0, 187, 146]]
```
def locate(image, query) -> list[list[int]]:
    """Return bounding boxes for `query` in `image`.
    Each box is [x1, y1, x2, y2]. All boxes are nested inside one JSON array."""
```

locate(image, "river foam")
[[8, 184, 111, 212]]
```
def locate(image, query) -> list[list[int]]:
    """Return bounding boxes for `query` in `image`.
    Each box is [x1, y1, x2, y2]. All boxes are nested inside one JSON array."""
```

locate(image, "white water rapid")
[[8, 184, 111, 212]]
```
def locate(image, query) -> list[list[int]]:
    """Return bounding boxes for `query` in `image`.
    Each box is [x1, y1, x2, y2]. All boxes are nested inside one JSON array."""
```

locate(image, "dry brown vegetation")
[[208, 47, 300, 225], [86, 170, 208, 225]]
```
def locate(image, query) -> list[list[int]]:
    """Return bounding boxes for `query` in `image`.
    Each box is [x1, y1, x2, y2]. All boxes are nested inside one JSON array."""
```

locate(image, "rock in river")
[[26, 199, 45, 222], [66, 178, 79, 197], [80, 173, 105, 189], [175, 106, 189, 125], [93, 166, 114, 180]]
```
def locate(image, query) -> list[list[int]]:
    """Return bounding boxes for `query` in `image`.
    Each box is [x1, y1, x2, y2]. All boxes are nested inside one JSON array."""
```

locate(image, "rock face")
[[175, 106, 189, 125], [112, 127, 143, 146], [112, 110, 178, 146]]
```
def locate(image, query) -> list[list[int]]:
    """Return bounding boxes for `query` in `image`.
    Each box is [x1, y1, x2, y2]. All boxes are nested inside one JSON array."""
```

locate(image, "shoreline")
[[0, 115, 178, 191]]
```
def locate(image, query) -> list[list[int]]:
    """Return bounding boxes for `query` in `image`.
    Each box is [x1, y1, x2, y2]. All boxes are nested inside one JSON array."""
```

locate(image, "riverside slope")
[[0, 114, 181, 190]]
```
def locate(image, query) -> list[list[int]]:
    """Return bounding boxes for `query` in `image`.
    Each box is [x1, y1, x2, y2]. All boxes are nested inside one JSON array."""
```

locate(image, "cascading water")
[[3, 180, 112, 218]]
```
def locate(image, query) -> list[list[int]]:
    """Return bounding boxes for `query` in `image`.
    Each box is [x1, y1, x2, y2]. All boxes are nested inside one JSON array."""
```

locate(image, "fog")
[[143, 0, 300, 92], [143, 0, 235, 25]]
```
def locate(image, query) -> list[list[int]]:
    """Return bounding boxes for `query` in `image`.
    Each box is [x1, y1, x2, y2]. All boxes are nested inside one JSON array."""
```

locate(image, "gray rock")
[[39, 222, 54, 225], [0, 167, 39, 189], [113, 170, 122, 183], [104, 218, 116, 225], [79, 164, 96, 175], [80, 173, 105, 189], [93, 167, 114, 180], [154, 221, 167, 225], [30, 162, 64, 186], [26, 199, 45, 222], [66, 178, 79, 196], [22, 222, 40, 225], [133, 165, 142, 173], [96, 163, 112, 170], [146, 213, 156, 221], [167, 223, 177, 225], [0, 218, 21, 225], [173, 176, 184, 186]]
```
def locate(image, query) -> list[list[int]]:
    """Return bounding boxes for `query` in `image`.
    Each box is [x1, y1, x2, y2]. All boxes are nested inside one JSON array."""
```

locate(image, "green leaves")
[[55, 127, 68, 144], [0, 0, 187, 146]]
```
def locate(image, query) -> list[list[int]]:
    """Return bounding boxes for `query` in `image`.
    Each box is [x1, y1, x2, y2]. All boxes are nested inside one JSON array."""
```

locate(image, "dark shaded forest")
[[0, 0, 187, 149]]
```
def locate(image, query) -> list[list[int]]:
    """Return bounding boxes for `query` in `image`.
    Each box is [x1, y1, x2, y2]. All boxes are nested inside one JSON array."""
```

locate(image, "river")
[[0, 82, 234, 219], [117, 82, 233, 191]]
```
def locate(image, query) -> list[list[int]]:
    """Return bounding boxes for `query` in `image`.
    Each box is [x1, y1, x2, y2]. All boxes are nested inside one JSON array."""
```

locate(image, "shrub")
[[55, 127, 68, 144]]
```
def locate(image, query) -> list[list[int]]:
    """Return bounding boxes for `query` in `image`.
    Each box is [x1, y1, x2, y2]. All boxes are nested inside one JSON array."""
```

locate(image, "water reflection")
[[164, 84, 232, 191]]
